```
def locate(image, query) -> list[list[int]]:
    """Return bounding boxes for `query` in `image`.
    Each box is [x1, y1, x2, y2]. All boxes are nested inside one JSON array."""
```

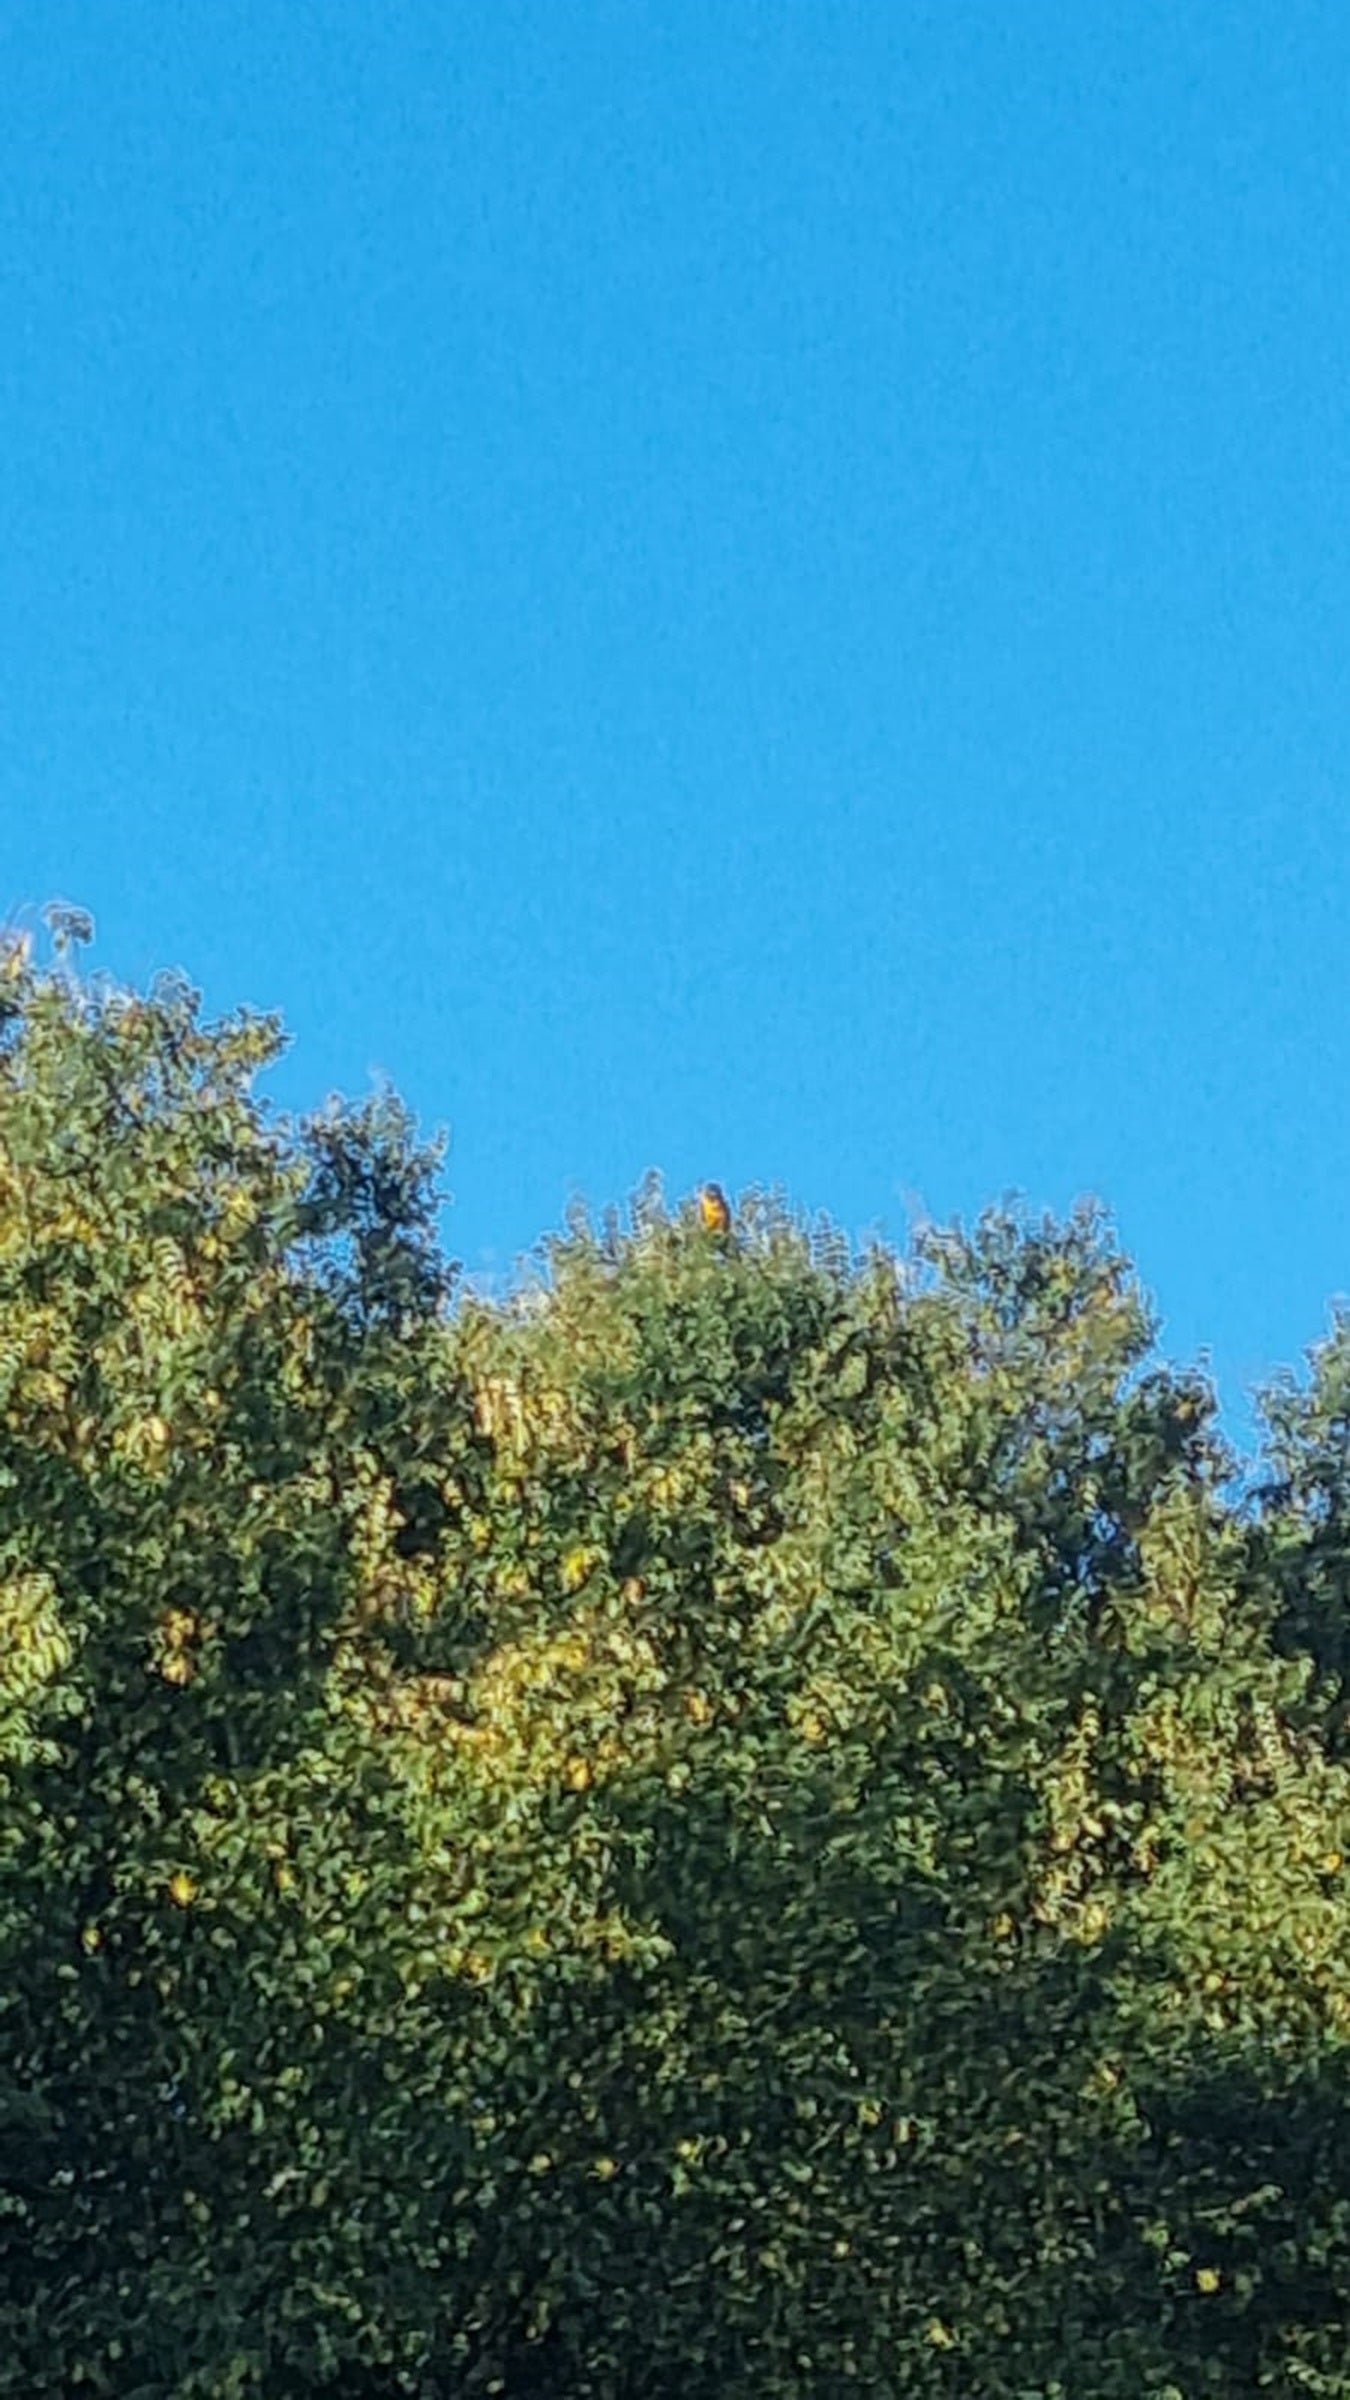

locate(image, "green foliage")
[[3, 938, 1350, 2395]]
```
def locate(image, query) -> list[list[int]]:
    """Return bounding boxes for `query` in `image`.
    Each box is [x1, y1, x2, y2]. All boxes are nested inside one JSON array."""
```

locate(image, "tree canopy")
[[3, 929, 1350, 2397]]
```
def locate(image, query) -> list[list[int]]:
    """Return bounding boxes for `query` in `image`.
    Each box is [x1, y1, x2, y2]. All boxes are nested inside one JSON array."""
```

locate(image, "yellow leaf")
[[1195, 2267, 1221, 2294], [168, 1872, 196, 1908]]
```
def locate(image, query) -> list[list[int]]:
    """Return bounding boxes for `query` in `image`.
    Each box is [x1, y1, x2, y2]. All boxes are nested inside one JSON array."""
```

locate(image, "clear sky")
[[4, 4, 1348, 1459]]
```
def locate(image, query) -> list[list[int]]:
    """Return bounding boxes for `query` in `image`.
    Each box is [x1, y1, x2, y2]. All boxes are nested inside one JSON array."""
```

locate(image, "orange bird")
[[698, 1183, 732, 1236]]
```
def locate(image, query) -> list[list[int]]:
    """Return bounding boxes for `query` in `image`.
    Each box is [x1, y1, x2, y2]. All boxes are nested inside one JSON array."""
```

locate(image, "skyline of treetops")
[[4, 921, 1350, 2391]]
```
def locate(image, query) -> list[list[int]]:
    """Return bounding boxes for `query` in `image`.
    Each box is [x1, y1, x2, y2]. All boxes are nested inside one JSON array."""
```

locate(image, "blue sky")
[[4, 4, 1348, 1458]]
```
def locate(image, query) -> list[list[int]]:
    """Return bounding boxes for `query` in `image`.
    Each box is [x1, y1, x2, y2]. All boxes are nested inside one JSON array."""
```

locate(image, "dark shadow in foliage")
[[1113, 2037, 1350, 2396], [294, 1093, 458, 1338]]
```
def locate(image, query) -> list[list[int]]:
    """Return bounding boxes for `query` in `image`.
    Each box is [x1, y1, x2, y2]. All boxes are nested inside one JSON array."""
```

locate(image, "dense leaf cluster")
[[3, 940, 1350, 2396]]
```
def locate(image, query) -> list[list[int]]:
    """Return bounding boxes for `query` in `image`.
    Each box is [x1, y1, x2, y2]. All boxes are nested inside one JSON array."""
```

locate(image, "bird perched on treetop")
[[699, 1183, 732, 1236]]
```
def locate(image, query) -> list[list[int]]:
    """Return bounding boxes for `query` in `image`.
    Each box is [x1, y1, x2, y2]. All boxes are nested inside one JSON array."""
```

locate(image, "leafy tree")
[[2, 931, 1350, 2396]]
